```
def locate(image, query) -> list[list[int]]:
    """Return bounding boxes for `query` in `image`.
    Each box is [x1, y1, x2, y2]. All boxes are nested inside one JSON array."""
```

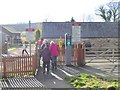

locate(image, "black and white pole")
[[65, 33, 72, 66]]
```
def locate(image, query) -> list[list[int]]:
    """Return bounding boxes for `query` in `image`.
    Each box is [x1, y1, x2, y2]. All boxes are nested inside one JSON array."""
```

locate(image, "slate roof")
[[9, 23, 38, 32], [42, 22, 118, 38], [0, 22, 118, 39], [81, 22, 118, 38], [42, 22, 72, 38], [2, 25, 20, 33]]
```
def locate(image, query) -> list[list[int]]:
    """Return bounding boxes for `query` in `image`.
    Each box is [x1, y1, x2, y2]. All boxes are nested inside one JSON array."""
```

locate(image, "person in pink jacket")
[[49, 41, 59, 71]]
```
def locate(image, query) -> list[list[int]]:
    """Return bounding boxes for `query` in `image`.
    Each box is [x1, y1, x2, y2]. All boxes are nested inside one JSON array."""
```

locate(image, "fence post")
[[77, 44, 85, 66], [32, 55, 36, 75], [3, 58, 6, 78], [35, 43, 40, 67], [62, 48, 65, 65], [73, 45, 78, 65], [59, 48, 63, 65]]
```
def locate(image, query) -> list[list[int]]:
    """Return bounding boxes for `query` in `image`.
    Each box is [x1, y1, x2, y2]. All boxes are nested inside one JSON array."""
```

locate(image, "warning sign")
[[59, 36, 63, 48], [72, 23, 81, 43], [26, 28, 35, 41]]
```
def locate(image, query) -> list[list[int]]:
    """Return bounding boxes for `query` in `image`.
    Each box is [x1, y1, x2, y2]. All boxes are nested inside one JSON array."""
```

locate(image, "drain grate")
[[1, 81, 9, 88], [1, 77, 45, 88]]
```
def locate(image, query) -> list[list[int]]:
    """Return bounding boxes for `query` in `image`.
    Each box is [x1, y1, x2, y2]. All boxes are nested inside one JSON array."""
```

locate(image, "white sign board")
[[26, 28, 35, 41], [72, 24, 81, 43]]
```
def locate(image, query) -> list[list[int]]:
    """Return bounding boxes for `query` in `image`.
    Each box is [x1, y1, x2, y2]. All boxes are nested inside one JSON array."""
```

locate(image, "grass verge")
[[65, 73, 119, 89], [8, 47, 16, 51]]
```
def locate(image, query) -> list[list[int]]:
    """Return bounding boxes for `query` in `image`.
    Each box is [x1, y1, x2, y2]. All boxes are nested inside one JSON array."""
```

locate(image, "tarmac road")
[[8, 46, 36, 56]]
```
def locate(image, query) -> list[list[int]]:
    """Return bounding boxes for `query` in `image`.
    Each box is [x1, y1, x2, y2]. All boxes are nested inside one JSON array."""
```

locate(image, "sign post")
[[25, 21, 35, 56]]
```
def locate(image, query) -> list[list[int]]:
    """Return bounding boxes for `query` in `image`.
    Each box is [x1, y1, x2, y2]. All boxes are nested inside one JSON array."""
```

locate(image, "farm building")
[[42, 22, 118, 47]]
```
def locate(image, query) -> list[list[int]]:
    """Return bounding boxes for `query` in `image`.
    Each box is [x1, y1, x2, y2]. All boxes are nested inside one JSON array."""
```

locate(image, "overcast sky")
[[0, 0, 114, 24]]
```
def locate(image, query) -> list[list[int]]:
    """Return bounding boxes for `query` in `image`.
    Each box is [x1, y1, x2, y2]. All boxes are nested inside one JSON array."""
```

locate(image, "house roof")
[[42, 22, 118, 38], [1, 22, 40, 33], [10, 23, 39, 32], [2, 25, 20, 33]]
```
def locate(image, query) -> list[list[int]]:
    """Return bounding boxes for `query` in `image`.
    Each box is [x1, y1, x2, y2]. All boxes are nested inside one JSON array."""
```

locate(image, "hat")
[[50, 41, 54, 44], [43, 39, 48, 44]]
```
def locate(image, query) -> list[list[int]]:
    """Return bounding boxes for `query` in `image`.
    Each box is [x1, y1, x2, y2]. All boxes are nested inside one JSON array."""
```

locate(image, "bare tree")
[[95, 0, 119, 22], [107, 0, 119, 22], [96, 6, 112, 22]]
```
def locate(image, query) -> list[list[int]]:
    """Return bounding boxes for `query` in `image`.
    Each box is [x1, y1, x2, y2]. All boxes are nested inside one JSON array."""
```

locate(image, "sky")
[[0, 0, 115, 24]]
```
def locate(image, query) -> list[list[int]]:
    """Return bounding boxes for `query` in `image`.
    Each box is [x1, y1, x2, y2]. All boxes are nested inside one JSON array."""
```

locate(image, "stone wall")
[[43, 38, 118, 48], [81, 38, 118, 47]]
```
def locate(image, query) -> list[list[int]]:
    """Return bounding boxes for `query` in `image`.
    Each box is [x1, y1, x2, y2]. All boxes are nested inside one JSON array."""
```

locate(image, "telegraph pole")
[[29, 20, 31, 56]]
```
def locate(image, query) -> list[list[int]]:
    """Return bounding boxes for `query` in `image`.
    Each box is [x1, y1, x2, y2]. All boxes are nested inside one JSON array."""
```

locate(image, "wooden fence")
[[0, 54, 38, 78], [57, 44, 84, 66]]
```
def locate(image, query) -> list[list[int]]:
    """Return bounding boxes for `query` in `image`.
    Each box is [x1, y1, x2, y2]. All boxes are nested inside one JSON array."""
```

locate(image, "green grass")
[[65, 74, 119, 89], [8, 44, 35, 51], [8, 47, 16, 51], [8, 46, 22, 51], [31, 44, 35, 46]]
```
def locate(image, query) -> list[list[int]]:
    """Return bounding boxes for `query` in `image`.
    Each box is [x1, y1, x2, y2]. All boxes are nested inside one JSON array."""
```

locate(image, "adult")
[[37, 38, 43, 49], [22, 41, 29, 55], [41, 39, 49, 49], [49, 41, 59, 71], [41, 44, 51, 74], [39, 39, 46, 55]]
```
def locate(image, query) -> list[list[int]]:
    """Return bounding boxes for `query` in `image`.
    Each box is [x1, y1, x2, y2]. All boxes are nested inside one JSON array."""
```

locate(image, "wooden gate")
[[84, 47, 119, 63], [84, 47, 119, 72], [1, 54, 38, 78]]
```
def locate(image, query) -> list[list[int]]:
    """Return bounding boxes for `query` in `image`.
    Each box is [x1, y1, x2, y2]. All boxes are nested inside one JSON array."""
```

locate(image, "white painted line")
[[58, 68, 73, 76], [51, 72, 63, 80]]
